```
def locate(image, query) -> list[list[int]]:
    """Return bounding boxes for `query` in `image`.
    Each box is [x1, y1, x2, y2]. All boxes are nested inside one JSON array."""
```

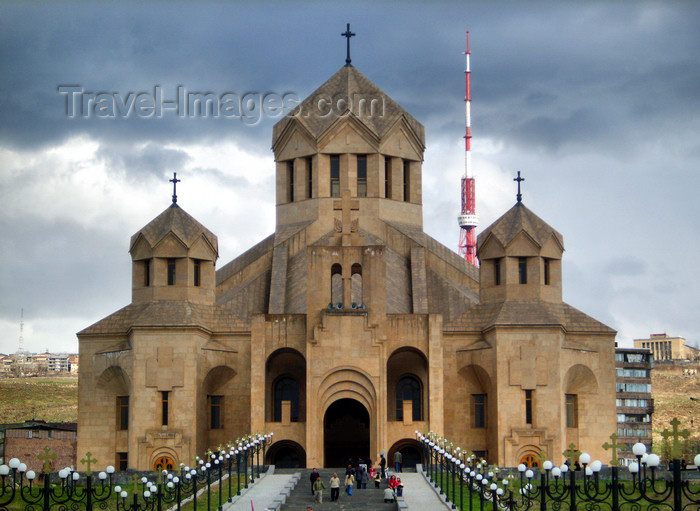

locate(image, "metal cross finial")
[[660, 417, 690, 459], [514, 171, 525, 203], [602, 433, 625, 466], [81, 451, 97, 475], [38, 446, 57, 474], [169, 172, 181, 204], [341, 23, 356, 67]]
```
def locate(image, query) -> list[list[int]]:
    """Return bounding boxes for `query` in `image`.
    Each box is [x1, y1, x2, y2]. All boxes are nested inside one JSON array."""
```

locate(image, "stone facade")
[[77, 64, 616, 471]]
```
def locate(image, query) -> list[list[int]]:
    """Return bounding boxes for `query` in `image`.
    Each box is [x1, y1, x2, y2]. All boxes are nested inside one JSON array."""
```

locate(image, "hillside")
[[0, 375, 78, 423], [651, 365, 700, 450]]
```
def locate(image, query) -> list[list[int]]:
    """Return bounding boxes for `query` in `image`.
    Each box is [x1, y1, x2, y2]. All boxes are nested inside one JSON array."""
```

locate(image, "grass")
[[0, 375, 78, 423]]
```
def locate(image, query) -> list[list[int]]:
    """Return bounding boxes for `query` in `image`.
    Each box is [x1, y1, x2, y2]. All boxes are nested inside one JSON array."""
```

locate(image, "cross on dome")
[[514, 171, 525, 203], [170, 172, 181, 204], [341, 23, 356, 67]]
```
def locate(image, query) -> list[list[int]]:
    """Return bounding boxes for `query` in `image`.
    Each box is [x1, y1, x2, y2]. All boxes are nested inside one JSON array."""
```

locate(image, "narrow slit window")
[[403, 160, 410, 201], [357, 155, 367, 197], [384, 157, 391, 199], [193, 259, 201, 287], [117, 396, 129, 430], [209, 395, 223, 429], [306, 157, 313, 199], [525, 390, 533, 425], [330, 155, 340, 198], [287, 160, 294, 202], [167, 259, 176, 286], [565, 394, 578, 428], [518, 257, 527, 284], [473, 394, 486, 428], [161, 391, 169, 426]]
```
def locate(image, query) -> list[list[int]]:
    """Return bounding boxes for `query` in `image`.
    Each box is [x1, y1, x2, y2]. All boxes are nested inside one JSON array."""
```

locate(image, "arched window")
[[351, 263, 362, 306], [396, 375, 421, 421], [273, 376, 300, 422], [331, 264, 343, 306]]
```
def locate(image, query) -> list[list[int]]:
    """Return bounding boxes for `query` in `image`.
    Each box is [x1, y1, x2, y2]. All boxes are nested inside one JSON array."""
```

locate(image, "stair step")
[[278, 468, 396, 511]]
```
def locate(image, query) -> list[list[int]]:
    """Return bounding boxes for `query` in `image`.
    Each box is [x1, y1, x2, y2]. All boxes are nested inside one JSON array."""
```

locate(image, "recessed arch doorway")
[[324, 398, 370, 467]]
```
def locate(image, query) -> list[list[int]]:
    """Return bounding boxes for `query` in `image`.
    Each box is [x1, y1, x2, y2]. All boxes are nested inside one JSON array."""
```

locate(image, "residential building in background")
[[615, 346, 654, 466]]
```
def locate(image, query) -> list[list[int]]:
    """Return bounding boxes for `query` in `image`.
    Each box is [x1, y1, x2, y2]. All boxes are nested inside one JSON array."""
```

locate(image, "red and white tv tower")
[[458, 30, 478, 265]]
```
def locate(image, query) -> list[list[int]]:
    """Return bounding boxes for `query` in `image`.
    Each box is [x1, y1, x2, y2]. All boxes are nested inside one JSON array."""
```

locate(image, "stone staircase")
[[277, 468, 394, 510]]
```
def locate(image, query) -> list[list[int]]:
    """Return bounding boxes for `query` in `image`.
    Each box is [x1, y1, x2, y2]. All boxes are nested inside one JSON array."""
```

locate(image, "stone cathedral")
[[77, 59, 616, 471]]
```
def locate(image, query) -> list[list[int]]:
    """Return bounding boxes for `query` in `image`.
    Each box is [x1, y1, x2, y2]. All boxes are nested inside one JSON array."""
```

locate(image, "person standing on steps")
[[345, 470, 355, 496], [380, 453, 387, 478], [313, 476, 326, 504], [329, 473, 340, 502], [360, 467, 369, 489], [393, 450, 403, 473], [310, 468, 320, 495]]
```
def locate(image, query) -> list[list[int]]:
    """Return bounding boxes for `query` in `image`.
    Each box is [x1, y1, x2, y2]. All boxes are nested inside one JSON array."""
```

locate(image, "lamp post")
[[458, 460, 465, 511], [235, 447, 242, 495], [449, 454, 457, 509]]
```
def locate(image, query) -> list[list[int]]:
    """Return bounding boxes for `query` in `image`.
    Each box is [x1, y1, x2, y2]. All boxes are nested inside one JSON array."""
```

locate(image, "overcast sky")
[[1, 1, 699, 354]]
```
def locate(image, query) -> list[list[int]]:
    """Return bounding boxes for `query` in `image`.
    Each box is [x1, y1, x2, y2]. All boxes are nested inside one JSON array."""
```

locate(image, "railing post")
[[236, 453, 241, 495], [86, 473, 92, 511], [569, 467, 576, 510], [43, 473, 50, 511], [611, 466, 619, 510], [540, 472, 546, 511], [673, 458, 681, 511]]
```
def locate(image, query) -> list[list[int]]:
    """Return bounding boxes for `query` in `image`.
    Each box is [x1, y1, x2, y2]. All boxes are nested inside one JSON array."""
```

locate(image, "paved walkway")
[[397, 467, 452, 510], [224, 471, 299, 511]]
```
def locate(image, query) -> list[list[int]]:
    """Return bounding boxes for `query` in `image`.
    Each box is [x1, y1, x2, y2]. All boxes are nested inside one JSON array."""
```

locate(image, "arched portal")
[[389, 439, 424, 470], [267, 440, 306, 469], [324, 398, 370, 467]]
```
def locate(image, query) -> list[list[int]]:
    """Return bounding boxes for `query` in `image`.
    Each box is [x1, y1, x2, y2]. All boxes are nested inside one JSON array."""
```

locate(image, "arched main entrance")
[[324, 398, 370, 467]]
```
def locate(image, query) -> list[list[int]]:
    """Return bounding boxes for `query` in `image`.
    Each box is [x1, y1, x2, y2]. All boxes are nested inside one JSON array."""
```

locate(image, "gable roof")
[[77, 301, 248, 336], [272, 66, 425, 150], [444, 300, 615, 334], [477, 202, 563, 252], [129, 203, 218, 255]]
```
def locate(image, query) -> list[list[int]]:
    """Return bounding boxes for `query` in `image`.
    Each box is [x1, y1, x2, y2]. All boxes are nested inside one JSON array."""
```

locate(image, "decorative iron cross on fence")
[[81, 451, 97, 475], [562, 443, 581, 464], [660, 417, 690, 459], [602, 433, 625, 466], [38, 445, 56, 474]]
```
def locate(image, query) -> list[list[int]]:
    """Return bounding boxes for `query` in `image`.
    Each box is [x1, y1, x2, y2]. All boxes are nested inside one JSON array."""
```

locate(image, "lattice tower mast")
[[457, 30, 479, 265], [16, 308, 27, 361]]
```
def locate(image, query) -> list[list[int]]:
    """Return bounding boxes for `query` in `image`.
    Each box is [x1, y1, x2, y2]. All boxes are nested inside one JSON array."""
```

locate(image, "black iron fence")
[[0, 432, 273, 511], [416, 423, 700, 511]]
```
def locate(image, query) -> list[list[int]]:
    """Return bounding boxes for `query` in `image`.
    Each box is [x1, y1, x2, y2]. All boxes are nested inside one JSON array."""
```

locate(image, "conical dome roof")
[[477, 202, 563, 251], [272, 65, 425, 148], [129, 203, 218, 255]]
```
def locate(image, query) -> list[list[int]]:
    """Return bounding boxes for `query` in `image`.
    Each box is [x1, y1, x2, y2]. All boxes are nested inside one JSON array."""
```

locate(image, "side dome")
[[129, 203, 218, 305]]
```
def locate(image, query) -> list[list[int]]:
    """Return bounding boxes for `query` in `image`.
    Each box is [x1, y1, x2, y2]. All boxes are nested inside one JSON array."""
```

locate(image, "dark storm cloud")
[[96, 143, 191, 181], [0, 215, 129, 317]]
